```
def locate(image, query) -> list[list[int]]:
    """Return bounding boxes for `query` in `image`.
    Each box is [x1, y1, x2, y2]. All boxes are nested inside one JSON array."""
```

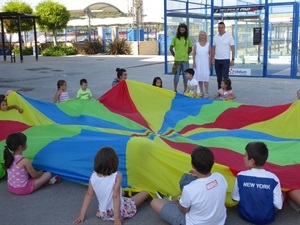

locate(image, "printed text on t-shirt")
[[206, 180, 218, 190], [243, 182, 271, 189]]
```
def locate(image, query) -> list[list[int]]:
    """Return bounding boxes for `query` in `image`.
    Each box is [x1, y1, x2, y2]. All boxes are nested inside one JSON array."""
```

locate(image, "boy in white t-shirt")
[[151, 146, 228, 225], [184, 68, 201, 98]]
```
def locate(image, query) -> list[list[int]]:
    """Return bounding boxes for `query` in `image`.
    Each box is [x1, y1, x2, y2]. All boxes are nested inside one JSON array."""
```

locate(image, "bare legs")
[[131, 191, 149, 207], [33, 171, 52, 191], [199, 81, 204, 94], [150, 198, 169, 214], [199, 81, 209, 96], [288, 189, 300, 205], [204, 82, 209, 95]]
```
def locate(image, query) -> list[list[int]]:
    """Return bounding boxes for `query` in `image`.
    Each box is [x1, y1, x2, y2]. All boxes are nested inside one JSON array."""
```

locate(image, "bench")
[[0, 48, 16, 63]]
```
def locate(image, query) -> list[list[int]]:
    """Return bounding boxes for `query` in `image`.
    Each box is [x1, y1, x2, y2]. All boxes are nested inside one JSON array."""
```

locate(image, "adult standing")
[[193, 31, 211, 98], [211, 22, 235, 89], [170, 23, 193, 93]]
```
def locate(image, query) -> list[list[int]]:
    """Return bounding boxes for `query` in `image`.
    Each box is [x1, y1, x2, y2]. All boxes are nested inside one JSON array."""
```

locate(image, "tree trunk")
[[53, 30, 57, 46]]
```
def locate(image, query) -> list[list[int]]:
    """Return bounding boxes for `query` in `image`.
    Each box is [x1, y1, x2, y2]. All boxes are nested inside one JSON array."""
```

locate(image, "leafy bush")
[[83, 40, 103, 54], [13, 46, 34, 55], [108, 39, 132, 55], [41, 45, 77, 56]]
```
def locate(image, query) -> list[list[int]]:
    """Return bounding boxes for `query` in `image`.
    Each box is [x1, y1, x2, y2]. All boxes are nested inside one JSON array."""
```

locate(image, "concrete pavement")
[[0, 55, 299, 225]]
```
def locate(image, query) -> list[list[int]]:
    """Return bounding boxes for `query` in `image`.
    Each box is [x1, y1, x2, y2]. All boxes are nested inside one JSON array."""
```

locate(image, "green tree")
[[2, 0, 33, 33], [35, 0, 70, 46]]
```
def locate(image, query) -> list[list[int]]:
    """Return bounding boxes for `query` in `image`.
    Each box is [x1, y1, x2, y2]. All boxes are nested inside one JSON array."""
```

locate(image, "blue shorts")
[[160, 201, 186, 225]]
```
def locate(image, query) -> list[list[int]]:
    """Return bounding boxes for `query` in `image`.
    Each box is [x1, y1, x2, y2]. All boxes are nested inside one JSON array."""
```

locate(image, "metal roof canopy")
[[87, 3, 124, 40], [69, 2, 125, 16], [0, 12, 39, 63], [84, 2, 124, 13]]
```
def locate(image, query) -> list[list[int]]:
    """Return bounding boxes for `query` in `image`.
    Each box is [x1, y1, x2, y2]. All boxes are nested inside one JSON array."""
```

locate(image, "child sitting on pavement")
[[152, 77, 163, 88], [53, 80, 69, 103], [73, 147, 149, 224], [0, 94, 23, 113], [232, 142, 283, 224], [184, 68, 201, 98], [76, 78, 93, 100], [3, 132, 60, 195], [213, 78, 236, 101], [112, 68, 127, 87], [151, 146, 228, 225]]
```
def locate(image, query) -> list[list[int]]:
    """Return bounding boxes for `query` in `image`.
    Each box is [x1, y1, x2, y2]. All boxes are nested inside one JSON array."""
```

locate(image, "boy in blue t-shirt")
[[232, 142, 283, 225]]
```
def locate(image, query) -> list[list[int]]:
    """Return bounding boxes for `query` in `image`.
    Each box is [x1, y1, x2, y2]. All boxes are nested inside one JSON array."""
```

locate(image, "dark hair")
[[176, 23, 188, 41], [222, 78, 232, 90], [94, 147, 119, 175], [3, 133, 27, 169], [152, 77, 163, 87], [57, 80, 66, 90], [80, 79, 87, 85], [218, 21, 225, 26], [245, 142, 268, 167], [116, 68, 127, 79], [191, 146, 214, 175], [0, 94, 5, 103], [185, 68, 195, 76]]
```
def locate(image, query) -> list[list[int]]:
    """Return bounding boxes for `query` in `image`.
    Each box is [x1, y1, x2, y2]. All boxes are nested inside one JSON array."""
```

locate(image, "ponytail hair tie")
[[4, 146, 12, 151]]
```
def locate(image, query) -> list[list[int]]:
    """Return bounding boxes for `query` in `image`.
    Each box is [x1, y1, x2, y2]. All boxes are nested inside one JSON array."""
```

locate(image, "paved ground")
[[0, 55, 299, 225]]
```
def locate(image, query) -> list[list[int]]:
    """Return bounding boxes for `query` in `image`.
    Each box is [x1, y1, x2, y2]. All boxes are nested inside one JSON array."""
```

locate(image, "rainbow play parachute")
[[0, 80, 299, 206]]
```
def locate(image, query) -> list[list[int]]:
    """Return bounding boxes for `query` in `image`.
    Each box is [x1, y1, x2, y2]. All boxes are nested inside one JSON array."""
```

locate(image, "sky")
[[0, 0, 164, 18]]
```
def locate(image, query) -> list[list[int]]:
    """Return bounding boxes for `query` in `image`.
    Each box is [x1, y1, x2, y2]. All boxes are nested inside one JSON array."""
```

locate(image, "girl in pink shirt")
[[53, 79, 69, 103], [213, 78, 236, 101], [3, 133, 60, 195]]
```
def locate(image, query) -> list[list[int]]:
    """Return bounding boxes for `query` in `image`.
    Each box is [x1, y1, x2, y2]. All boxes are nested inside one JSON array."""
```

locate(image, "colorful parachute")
[[0, 80, 299, 206]]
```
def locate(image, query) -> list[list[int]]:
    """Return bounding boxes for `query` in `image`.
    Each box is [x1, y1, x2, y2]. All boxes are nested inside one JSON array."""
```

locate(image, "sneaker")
[[204, 94, 209, 99], [156, 191, 172, 200], [48, 175, 61, 185]]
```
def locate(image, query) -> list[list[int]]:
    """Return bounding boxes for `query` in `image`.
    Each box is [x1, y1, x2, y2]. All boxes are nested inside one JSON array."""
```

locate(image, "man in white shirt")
[[211, 22, 235, 89]]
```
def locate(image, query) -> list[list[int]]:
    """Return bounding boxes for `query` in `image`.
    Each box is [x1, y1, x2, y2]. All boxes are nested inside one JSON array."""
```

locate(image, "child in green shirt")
[[76, 79, 93, 100]]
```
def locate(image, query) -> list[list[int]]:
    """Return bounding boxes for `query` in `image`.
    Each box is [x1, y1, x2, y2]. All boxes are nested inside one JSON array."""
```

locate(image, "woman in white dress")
[[192, 31, 211, 98]]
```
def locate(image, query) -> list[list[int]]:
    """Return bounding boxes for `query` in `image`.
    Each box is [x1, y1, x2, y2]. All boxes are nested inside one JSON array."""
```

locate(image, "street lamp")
[[83, 8, 103, 41]]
